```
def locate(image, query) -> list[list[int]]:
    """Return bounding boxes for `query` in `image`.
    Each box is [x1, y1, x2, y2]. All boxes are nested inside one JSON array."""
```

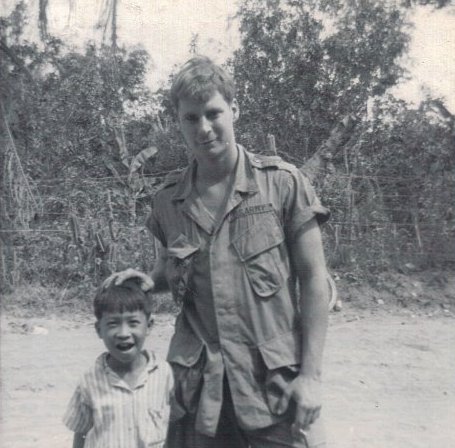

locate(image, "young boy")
[[63, 279, 173, 448]]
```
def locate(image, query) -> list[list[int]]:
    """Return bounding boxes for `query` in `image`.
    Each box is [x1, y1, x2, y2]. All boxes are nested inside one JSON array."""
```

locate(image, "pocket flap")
[[168, 234, 199, 259], [168, 246, 199, 260], [258, 331, 301, 370], [167, 322, 204, 367], [232, 219, 284, 262], [167, 339, 204, 367]]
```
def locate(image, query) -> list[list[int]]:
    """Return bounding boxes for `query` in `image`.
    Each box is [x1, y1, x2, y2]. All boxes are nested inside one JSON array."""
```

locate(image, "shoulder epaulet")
[[249, 153, 297, 173], [162, 168, 186, 188]]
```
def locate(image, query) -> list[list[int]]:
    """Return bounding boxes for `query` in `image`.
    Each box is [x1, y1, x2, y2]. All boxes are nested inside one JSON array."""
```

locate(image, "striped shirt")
[[63, 350, 173, 448]]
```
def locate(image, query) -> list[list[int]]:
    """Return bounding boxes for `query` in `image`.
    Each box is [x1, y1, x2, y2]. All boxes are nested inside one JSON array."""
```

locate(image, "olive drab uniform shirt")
[[147, 145, 329, 437]]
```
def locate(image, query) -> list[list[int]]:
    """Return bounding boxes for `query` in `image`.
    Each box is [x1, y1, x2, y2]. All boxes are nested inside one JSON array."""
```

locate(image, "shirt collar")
[[99, 350, 158, 390], [171, 161, 195, 201], [171, 145, 259, 202], [234, 145, 259, 195], [144, 350, 158, 372]]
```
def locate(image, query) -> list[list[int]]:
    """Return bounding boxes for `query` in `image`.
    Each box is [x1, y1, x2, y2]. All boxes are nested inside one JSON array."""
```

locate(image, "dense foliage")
[[230, 0, 454, 272], [0, 1, 453, 295], [231, 0, 410, 158], [0, 3, 186, 292]]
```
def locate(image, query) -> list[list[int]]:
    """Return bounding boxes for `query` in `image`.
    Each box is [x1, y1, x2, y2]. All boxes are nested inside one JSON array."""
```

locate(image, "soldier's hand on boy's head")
[[102, 268, 154, 292]]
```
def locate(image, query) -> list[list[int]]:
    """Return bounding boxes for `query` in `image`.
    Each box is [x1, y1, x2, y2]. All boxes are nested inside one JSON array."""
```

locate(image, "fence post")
[[267, 134, 277, 155], [12, 248, 18, 286], [0, 242, 7, 291], [413, 211, 423, 254], [392, 223, 398, 264], [107, 190, 118, 242]]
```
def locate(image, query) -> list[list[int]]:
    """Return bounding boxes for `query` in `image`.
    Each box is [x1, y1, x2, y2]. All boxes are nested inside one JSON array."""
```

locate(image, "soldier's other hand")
[[276, 374, 322, 439]]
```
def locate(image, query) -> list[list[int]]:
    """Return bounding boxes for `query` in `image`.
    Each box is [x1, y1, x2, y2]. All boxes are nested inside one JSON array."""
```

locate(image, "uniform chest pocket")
[[232, 215, 285, 298]]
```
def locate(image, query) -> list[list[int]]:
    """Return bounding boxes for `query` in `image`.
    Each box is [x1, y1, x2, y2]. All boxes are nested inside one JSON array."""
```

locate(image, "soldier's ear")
[[148, 316, 154, 330], [231, 99, 239, 123]]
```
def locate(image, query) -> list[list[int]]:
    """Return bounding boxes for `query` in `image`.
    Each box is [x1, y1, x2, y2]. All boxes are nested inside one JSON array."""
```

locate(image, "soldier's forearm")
[[298, 270, 329, 379]]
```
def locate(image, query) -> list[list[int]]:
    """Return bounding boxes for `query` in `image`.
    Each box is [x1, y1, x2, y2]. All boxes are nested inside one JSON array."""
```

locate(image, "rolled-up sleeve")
[[146, 207, 167, 247], [63, 384, 93, 434], [283, 170, 330, 241]]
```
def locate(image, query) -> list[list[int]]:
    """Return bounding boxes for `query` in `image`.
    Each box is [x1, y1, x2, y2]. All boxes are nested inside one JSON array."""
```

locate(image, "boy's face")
[[95, 310, 152, 368], [177, 90, 239, 164]]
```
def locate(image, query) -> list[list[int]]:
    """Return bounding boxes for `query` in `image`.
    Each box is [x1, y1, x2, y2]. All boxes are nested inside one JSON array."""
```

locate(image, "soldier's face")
[[177, 91, 239, 163]]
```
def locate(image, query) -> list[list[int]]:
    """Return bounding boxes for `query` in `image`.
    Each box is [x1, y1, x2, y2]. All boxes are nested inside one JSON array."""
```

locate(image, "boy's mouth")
[[116, 342, 135, 352]]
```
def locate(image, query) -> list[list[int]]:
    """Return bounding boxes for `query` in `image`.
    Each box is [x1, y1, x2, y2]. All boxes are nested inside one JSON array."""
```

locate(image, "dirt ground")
[[1, 300, 454, 448]]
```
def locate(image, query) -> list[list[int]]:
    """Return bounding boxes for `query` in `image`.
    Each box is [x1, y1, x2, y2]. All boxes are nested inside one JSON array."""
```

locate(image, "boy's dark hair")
[[94, 279, 152, 320], [170, 55, 236, 111]]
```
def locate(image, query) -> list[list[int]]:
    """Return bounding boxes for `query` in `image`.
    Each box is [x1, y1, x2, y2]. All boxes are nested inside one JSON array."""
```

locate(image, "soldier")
[[110, 56, 330, 447]]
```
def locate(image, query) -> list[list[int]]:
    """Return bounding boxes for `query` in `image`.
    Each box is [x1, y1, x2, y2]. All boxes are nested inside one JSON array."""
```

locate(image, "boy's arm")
[[72, 433, 86, 448], [63, 384, 93, 444], [278, 218, 329, 438]]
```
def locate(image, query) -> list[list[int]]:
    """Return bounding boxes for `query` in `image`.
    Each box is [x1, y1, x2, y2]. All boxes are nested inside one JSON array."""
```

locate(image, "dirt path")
[[1, 309, 454, 448]]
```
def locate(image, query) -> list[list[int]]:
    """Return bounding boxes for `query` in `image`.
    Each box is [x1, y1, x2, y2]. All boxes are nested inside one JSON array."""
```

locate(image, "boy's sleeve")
[[63, 384, 93, 435]]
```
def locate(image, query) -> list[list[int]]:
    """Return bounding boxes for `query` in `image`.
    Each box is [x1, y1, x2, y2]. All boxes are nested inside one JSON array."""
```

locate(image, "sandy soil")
[[1, 307, 454, 448]]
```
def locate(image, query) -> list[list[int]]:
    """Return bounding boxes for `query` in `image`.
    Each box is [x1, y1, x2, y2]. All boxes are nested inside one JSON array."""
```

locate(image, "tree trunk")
[[300, 115, 356, 183]]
